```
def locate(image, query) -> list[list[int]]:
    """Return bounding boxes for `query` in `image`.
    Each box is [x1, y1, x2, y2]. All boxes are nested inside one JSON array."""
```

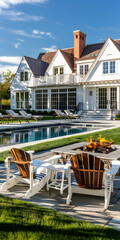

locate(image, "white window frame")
[[102, 61, 116, 75], [20, 71, 29, 81], [53, 66, 64, 75], [79, 64, 89, 76]]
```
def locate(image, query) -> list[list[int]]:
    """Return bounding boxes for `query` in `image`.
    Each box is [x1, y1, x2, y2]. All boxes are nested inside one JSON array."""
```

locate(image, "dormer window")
[[54, 67, 64, 75], [54, 68, 58, 75], [80, 65, 89, 76], [20, 71, 28, 81]]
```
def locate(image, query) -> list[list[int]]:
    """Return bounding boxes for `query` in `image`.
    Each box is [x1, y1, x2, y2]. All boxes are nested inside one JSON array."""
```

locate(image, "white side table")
[[46, 162, 71, 195]]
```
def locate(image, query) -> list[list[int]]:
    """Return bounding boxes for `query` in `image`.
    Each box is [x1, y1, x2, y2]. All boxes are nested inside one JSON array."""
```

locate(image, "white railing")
[[31, 74, 83, 86]]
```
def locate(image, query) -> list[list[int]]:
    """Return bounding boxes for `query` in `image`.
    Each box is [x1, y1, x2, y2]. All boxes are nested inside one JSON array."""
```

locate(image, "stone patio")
[[0, 149, 120, 230]]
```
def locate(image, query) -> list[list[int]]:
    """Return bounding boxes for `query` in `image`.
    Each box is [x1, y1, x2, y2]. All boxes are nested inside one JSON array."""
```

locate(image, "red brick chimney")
[[73, 30, 86, 59]]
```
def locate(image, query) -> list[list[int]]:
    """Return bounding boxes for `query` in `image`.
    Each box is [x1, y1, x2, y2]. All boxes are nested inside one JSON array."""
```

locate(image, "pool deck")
[[0, 119, 119, 152], [0, 149, 120, 230]]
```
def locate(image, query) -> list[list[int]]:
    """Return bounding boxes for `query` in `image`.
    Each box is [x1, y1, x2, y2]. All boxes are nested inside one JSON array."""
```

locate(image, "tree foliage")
[[0, 70, 15, 100]]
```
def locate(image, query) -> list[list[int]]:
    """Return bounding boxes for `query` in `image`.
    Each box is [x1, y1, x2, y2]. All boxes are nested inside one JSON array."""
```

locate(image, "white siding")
[[87, 39, 120, 82], [46, 50, 72, 75], [11, 57, 33, 109]]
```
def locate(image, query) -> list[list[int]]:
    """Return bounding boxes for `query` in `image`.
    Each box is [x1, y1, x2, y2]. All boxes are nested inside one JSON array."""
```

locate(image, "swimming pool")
[[0, 125, 98, 147]]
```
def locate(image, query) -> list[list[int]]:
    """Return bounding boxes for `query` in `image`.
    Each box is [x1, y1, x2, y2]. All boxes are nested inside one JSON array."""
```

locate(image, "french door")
[[98, 88, 107, 109]]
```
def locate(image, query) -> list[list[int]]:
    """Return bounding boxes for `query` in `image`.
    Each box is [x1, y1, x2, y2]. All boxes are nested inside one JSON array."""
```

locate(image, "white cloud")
[[11, 29, 42, 38], [0, 0, 48, 9], [15, 42, 21, 48], [42, 45, 57, 52], [17, 38, 24, 42], [0, 64, 18, 73], [32, 29, 55, 39], [0, 56, 21, 65], [0, 9, 44, 21]]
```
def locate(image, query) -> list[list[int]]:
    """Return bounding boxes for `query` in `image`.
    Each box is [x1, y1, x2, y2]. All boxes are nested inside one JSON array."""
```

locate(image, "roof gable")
[[83, 37, 120, 82], [45, 49, 74, 74]]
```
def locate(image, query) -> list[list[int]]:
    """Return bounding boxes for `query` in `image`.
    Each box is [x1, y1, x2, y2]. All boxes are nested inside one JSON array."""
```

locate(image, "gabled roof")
[[38, 47, 74, 72], [23, 37, 120, 77], [24, 56, 48, 76], [83, 37, 120, 82], [77, 39, 120, 62]]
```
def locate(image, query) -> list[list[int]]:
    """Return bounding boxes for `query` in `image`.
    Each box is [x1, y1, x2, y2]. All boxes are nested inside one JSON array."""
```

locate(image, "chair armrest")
[[9, 160, 31, 165], [5, 157, 13, 163], [107, 160, 120, 176]]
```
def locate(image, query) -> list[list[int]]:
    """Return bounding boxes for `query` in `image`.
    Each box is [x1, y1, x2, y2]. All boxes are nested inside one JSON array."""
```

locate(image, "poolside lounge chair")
[[19, 110, 42, 121], [54, 109, 69, 119], [1, 148, 61, 198], [66, 153, 120, 209], [0, 112, 12, 124], [6, 110, 29, 123], [64, 110, 81, 119]]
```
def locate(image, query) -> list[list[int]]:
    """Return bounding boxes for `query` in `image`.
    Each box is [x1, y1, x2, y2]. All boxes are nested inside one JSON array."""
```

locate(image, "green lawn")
[[0, 127, 120, 163], [0, 195, 119, 240]]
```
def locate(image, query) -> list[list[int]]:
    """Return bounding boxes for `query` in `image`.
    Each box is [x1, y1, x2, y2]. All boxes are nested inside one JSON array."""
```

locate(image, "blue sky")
[[0, 0, 120, 73]]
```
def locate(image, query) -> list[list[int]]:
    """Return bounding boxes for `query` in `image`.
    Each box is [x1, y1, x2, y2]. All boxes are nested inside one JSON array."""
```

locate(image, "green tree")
[[0, 70, 15, 100]]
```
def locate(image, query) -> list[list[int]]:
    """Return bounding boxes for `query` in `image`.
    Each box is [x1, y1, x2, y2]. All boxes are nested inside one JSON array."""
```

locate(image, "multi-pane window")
[[60, 67, 64, 75], [80, 66, 83, 75], [54, 68, 58, 75], [35, 90, 48, 110], [85, 65, 89, 74], [51, 88, 76, 110], [103, 62, 108, 74], [20, 71, 28, 81], [51, 89, 58, 109], [110, 61, 115, 73], [16, 92, 29, 109], [110, 88, 117, 109], [103, 61, 116, 74], [68, 88, 76, 110], [16, 92, 20, 108], [80, 65, 89, 75], [54, 67, 64, 75], [98, 88, 107, 109]]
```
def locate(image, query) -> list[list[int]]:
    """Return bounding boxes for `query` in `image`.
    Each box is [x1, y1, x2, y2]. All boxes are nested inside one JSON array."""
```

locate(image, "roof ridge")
[[24, 56, 41, 61]]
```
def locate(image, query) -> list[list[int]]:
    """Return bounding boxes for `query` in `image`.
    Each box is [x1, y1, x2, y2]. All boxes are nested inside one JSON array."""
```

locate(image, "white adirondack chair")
[[1, 148, 61, 198], [66, 153, 120, 210]]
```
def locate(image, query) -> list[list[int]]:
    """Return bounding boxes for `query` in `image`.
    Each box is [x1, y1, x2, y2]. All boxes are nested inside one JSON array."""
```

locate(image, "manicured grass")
[[0, 116, 62, 124], [0, 195, 119, 240], [0, 127, 120, 163]]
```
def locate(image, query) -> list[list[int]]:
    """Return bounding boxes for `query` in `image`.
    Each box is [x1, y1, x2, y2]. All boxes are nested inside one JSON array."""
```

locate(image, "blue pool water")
[[0, 125, 97, 147]]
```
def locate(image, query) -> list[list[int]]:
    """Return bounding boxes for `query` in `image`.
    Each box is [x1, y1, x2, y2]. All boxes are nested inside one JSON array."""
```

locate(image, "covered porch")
[[83, 81, 120, 114]]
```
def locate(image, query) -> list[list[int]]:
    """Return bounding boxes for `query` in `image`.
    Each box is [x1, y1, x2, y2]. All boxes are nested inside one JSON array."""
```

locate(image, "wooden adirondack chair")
[[66, 153, 120, 209], [1, 148, 61, 198]]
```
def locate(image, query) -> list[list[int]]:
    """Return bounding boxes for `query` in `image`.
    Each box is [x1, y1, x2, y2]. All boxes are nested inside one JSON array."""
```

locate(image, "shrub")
[[115, 113, 120, 120]]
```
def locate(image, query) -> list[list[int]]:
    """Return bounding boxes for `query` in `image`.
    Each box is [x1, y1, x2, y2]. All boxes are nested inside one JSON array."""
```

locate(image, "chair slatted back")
[[70, 153, 104, 189], [11, 148, 35, 179]]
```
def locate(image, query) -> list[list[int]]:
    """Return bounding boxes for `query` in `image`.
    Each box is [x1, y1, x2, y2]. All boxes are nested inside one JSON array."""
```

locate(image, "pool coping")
[[0, 123, 119, 153]]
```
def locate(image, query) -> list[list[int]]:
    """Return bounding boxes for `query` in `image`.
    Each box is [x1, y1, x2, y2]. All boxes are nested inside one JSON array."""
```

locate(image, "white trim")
[[83, 38, 120, 82]]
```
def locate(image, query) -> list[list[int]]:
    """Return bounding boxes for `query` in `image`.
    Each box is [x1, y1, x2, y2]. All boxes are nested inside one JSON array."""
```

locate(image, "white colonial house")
[[11, 30, 120, 119]]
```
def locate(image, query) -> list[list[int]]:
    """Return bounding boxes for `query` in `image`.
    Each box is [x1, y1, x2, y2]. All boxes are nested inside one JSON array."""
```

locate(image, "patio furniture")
[[64, 110, 81, 119], [66, 153, 120, 209], [0, 112, 12, 124], [1, 148, 61, 198], [6, 110, 29, 123], [54, 109, 69, 119], [19, 110, 42, 121], [46, 161, 71, 195]]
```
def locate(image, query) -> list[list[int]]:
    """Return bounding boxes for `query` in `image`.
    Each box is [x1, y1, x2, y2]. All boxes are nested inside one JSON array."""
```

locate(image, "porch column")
[[48, 89, 51, 110], [107, 87, 110, 110], [76, 87, 79, 106], [83, 86, 86, 110], [117, 86, 120, 111]]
